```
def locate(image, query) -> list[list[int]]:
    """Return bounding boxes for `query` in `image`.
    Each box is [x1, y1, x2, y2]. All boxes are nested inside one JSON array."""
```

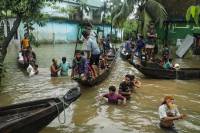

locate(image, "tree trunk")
[[0, 15, 21, 80]]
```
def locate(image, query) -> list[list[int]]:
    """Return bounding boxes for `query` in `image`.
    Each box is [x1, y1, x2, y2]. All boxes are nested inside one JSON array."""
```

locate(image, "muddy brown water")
[[0, 44, 199, 133]]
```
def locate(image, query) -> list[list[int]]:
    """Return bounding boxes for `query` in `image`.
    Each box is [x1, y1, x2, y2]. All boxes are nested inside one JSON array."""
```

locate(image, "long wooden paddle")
[[74, 25, 80, 57]]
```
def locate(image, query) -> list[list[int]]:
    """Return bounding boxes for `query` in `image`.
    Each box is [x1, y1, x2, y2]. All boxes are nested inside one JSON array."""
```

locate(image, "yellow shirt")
[[21, 38, 30, 49]]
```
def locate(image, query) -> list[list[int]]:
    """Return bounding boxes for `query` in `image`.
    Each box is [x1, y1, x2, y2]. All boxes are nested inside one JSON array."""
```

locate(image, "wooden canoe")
[[75, 49, 118, 86], [133, 63, 200, 80], [17, 51, 37, 69], [0, 87, 81, 133]]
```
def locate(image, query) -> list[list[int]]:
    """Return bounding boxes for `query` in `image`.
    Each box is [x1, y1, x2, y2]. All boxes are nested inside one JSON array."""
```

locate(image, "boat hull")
[[0, 87, 81, 133], [75, 49, 118, 86], [133, 63, 200, 80]]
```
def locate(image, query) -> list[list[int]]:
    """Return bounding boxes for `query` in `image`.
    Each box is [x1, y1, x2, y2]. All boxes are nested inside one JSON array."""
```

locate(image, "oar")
[[74, 25, 80, 57]]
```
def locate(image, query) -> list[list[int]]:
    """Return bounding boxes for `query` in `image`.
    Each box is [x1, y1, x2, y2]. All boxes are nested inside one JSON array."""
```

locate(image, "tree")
[[112, 0, 167, 35], [186, 5, 200, 25], [157, 0, 197, 19], [0, 0, 62, 80], [123, 20, 138, 39]]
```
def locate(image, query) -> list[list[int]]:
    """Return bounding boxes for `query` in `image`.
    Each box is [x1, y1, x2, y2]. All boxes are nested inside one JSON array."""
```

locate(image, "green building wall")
[[156, 23, 200, 45]]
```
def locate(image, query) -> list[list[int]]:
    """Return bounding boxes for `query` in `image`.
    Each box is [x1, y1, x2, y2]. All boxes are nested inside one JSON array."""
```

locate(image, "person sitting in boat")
[[158, 96, 186, 130], [99, 54, 108, 69], [85, 58, 96, 80], [50, 58, 60, 77], [21, 34, 31, 63], [119, 75, 132, 100], [163, 58, 173, 69], [98, 86, 126, 105], [18, 52, 24, 64], [59, 57, 71, 76], [128, 75, 141, 92], [27, 63, 39, 77], [162, 44, 170, 61], [71, 51, 87, 80], [27, 47, 36, 64]]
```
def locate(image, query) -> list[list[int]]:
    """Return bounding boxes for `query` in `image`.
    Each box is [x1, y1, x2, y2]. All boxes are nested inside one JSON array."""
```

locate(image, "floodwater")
[[0, 44, 200, 133]]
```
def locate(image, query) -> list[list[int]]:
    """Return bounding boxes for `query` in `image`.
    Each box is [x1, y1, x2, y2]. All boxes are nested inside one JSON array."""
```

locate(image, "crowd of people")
[[122, 22, 178, 70], [49, 23, 113, 80], [97, 75, 186, 131], [20, 22, 187, 132], [70, 24, 113, 81]]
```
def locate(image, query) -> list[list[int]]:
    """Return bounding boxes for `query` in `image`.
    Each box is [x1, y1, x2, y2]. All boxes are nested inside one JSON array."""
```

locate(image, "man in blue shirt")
[[82, 31, 100, 77]]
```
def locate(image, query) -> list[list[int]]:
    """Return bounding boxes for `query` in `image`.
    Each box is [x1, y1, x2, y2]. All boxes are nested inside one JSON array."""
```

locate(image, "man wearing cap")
[[158, 96, 186, 129]]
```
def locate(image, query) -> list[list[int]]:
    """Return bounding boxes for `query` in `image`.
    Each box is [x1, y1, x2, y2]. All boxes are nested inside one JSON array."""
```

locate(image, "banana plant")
[[186, 5, 200, 25]]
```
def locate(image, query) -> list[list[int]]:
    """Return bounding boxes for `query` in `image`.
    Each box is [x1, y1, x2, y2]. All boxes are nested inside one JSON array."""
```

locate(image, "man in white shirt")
[[158, 96, 186, 129]]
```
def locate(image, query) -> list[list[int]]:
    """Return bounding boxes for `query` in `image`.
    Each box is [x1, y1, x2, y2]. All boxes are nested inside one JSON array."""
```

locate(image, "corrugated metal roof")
[[64, 0, 103, 8]]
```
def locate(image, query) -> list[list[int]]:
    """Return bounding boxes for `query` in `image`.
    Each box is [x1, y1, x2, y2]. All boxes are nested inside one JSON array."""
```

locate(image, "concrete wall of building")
[[4, 18, 122, 44]]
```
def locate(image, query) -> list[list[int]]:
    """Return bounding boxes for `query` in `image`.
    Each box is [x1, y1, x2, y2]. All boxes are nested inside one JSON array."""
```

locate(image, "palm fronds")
[[112, 0, 135, 27], [145, 0, 167, 26]]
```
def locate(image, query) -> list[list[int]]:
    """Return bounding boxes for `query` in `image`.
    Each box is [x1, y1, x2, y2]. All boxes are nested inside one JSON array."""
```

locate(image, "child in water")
[[97, 86, 126, 105]]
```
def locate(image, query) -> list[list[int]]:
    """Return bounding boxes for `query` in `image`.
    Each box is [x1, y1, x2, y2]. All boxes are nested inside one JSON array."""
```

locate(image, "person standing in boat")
[[50, 58, 60, 77], [99, 36, 106, 54], [71, 50, 87, 80], [158, 96, 186, 131], [135, 35, 145, 58], [21, 34, 31, 63], [59, 57, 71, 76], [82, 30, 101, 78], [119, 75, 132, 100], [146, 22, 157, 61], [104, 34, 111, 52], [124, 38, 133, 54]]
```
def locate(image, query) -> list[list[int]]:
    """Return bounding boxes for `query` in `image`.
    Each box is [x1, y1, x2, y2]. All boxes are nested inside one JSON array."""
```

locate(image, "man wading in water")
[[158, 96, 187, 131]]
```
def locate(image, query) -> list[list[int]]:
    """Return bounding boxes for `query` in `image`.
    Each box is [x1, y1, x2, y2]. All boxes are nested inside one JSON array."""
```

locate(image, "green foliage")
[[112, 0, 167, 28], [141, 9, 152, 36], [29, 33, 40, 47], [145, 0, 167, 27], [186, 5, 200, 25], [123, 20, 138, 39], [112, 0, 135, 27]]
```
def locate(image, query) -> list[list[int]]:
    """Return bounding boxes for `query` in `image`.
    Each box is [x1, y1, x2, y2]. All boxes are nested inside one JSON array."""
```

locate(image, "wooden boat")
[[120, 46, 131, 60], [133, 63, 200, 80], [193, 47, 200, 55], [17, 51, 37, 69], [0, 87, 81, 133], [75, 49, 118, 86]]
